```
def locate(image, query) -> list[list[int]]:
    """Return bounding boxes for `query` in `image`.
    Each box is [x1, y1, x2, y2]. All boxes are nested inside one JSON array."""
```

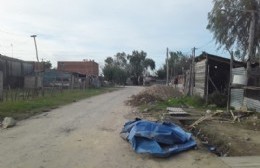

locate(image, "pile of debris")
[[127, 85, 182, 106]]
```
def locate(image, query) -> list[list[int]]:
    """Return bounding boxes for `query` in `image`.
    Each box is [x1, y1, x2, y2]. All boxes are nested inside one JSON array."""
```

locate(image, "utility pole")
[[31, 35, 39, 93], [31, 35, 39, 62], [166, 47, 169, 86]]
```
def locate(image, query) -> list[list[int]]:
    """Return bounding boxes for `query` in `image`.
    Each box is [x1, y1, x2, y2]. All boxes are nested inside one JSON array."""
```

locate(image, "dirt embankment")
[[185, 113, 260, 156]]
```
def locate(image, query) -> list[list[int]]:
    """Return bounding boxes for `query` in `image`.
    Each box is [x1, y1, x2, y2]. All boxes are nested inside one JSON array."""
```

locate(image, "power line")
[[196, 39, 214, 50]]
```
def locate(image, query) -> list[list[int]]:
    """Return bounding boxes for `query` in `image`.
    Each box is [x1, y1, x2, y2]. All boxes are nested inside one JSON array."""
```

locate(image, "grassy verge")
[[164, 96, 205, 108], [0, 87, 117, 120], [139, 94, 229, 114], [139, 96, 205, 111]]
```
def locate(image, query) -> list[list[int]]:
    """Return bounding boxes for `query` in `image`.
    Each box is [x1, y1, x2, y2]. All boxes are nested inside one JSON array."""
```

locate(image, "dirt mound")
[[128, 85, 182, 106]]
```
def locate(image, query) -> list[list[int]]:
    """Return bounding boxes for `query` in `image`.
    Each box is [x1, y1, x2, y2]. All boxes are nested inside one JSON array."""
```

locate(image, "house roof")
[[195, 52, 245, 67], [0, 54, 24, 62]]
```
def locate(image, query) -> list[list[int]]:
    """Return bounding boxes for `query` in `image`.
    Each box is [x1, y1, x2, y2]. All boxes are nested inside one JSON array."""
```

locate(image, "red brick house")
[[57, 60, 99, 76]]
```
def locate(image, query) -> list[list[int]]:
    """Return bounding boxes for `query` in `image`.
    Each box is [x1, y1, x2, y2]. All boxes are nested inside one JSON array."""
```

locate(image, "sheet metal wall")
[[230, 67, 245, 110], [231, 88, 244, 110], [231, 67, 260, 112], [0, 55, 34, 88], [194, 59, 206, 97], [244, 97, 260, 112]]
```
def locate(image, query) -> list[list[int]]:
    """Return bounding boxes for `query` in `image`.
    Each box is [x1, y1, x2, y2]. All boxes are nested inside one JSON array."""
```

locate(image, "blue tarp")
[[120, 118, 197, 157]]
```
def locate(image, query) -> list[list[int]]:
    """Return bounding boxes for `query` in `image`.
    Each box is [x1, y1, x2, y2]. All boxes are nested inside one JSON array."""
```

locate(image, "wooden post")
[[227, 52, 233, 113], [205, 55, 210, 104], [188, 62, 192, 96], [190, 47, 196, 96]]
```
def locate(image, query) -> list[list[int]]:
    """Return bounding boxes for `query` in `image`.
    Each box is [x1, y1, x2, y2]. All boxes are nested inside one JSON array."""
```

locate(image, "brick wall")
[[57, 61, 99, 76]]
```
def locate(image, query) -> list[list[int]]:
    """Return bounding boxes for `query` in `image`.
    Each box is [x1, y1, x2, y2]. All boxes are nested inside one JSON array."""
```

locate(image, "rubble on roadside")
[[127, 85, 182, 106]]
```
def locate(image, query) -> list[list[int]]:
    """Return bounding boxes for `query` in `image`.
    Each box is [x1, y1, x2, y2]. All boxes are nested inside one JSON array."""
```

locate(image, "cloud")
[[0, 0, 225, 69]]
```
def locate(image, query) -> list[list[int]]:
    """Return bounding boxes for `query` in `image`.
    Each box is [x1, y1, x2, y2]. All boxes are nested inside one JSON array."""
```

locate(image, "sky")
[[0, 0, 229, 70]]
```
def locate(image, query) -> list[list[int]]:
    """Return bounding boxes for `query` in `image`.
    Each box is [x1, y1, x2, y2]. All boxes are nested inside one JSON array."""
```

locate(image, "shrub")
[[166, 95, 204, 108]]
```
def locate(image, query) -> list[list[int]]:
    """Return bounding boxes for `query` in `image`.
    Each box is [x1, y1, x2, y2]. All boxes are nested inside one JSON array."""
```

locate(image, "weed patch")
[[162, 96, 205, 108]]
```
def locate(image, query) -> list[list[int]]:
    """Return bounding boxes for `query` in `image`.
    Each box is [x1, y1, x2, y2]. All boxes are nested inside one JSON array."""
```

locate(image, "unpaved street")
[[0, 86, 229, 168]]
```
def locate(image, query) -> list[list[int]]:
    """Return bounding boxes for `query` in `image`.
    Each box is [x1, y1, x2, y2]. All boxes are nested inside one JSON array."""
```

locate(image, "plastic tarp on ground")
[[120, 118, 196, 157]]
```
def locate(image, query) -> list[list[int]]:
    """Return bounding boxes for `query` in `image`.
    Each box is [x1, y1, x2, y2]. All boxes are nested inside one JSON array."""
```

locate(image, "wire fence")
[[2, 87, 65, 102]]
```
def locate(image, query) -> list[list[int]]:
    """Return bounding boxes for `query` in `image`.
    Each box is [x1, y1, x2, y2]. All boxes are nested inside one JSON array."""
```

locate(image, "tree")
[[156, 65, 166, 79], [44, 60, 52, 69], [114, 52, 127, 68], [105, 57, 114, 65], [144, 58, 155, 70], [103, 50, 155, 85], [127, 50, 155, 85], [168, 51, 190, 78], [103, 64, 114, 82], [207, 0, 260, 61], [103, 52, 128, 84], [155, 51, 190, 80], [103, 65, 127, 84]]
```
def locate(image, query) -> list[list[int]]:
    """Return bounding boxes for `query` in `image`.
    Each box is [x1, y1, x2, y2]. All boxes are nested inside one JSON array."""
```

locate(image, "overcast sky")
[[0, 0, 228, 69]]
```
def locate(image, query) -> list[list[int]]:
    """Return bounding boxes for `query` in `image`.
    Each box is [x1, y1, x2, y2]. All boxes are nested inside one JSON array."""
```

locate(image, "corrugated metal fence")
[[231, 67, 260, 112], [194, 59, 206, 97], [230, 67, 245, 110]]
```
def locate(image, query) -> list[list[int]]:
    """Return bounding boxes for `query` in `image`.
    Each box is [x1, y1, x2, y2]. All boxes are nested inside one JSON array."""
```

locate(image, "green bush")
[[186, 95, 204, 107]]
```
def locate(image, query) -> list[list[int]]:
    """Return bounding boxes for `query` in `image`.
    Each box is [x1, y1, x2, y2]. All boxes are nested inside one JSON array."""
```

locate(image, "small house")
[[0, 54, 34, 88], [185, 52, 243, 101]]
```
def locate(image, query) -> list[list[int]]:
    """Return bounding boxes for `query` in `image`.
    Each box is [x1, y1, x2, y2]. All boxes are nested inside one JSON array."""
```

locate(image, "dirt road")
[[0, 86, 229, 168]]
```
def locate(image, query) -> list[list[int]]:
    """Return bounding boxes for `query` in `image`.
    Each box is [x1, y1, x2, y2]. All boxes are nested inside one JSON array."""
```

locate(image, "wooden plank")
[[243, 86, 260, 90], [221, 156, 260, 168], [189, 111, 223, 129], [172, 116, 228, 121], [166, 107, 190, 116], [167, 107, 186, 112], [166, 107, 185, 111], [168, 111, 188, 115], [169, 116, 201, 121]]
